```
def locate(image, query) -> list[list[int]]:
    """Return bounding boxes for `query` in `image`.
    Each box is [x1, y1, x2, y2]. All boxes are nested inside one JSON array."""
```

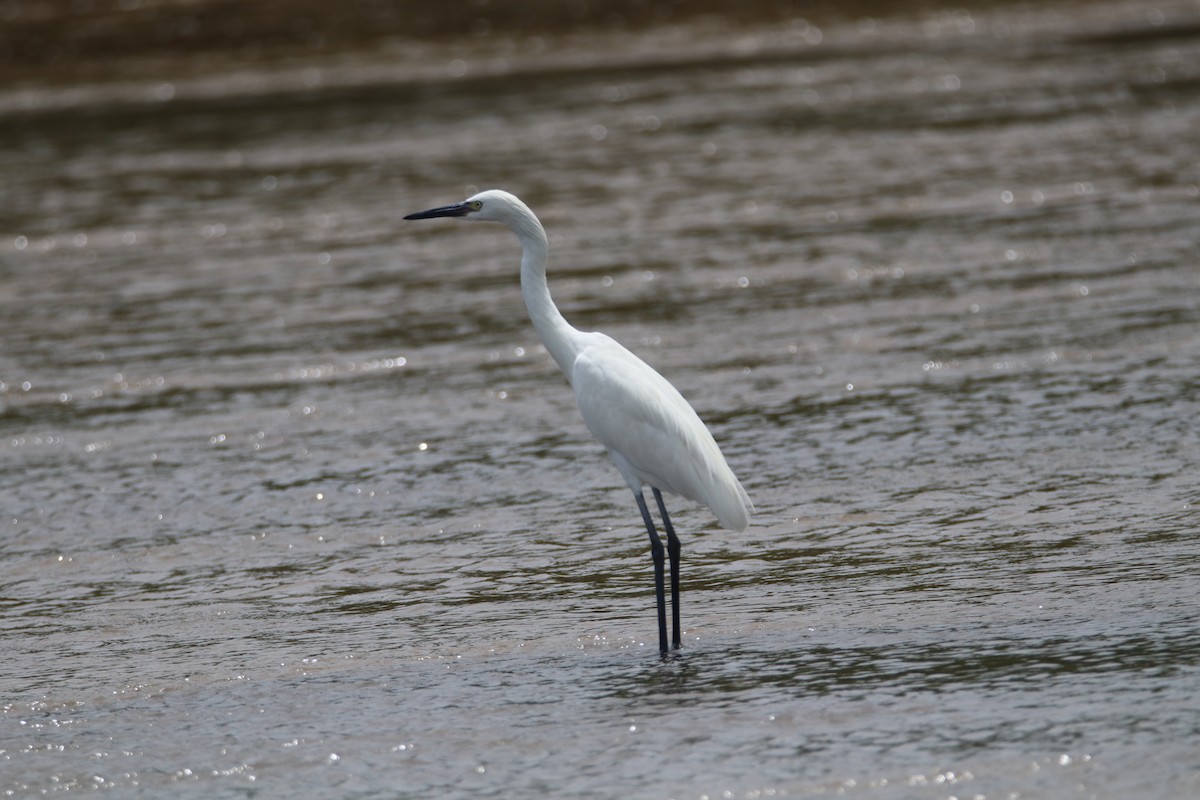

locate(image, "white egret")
[[404, 190, 752, 653]]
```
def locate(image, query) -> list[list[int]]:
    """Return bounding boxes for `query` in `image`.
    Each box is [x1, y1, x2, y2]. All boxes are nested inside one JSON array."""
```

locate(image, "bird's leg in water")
[[636, 490, 669, 654], [652, 488, 682, 649]]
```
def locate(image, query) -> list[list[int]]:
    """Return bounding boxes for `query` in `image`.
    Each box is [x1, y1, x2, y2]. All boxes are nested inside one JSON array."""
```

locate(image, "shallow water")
[[3, 1, 1200, 797]]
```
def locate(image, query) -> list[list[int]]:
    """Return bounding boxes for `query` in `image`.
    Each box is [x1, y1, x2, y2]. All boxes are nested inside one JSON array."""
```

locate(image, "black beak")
[[404, 202, 472, 221]]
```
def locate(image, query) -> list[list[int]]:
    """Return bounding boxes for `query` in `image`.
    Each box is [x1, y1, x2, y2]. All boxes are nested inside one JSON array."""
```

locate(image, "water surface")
[[2, 1, 1199, 797]]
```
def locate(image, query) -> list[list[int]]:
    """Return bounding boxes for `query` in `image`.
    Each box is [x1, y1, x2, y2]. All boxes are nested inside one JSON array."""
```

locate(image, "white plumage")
[[404, 189, 752, 653], [571, 335, 752, 531]]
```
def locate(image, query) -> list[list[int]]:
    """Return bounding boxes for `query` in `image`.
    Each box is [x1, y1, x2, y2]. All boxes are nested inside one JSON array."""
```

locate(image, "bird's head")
[[403, 189, 527, 225]]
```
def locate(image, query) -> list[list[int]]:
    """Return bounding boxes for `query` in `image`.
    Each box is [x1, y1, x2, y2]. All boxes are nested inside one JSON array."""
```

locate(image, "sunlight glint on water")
[[2, 1, 1199, 798]]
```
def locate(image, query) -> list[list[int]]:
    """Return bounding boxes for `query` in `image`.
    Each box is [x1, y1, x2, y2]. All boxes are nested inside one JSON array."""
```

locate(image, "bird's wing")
[[571, 334, 752, 530]]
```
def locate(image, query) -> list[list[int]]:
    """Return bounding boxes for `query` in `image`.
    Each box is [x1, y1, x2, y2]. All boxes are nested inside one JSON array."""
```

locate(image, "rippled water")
[[3, 1, 1200, 797]]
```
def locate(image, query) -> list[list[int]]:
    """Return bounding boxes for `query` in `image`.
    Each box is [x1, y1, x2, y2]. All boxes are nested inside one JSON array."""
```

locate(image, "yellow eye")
[[470, 200, 483, 211]]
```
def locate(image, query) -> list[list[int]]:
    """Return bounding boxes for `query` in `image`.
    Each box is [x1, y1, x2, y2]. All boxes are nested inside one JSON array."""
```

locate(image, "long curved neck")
[[506, 208, 583, 379]]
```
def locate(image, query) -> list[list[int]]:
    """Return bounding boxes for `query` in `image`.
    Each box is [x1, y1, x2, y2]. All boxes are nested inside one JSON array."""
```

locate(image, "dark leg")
[[635, 490, 669, 654], [652, 487, 682, 649]]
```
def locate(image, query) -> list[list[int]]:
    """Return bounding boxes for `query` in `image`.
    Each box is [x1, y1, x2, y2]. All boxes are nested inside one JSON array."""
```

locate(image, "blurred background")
[[2, 1, 1199, 799], [3, 1, 1023, 79]]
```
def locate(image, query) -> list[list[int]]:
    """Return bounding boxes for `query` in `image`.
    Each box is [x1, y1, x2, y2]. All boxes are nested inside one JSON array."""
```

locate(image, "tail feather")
[[710, 473, 754, 531]]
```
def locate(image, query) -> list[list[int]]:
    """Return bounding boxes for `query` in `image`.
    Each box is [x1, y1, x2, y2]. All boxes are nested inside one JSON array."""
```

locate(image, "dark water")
[[3, 1, 1200, 797]]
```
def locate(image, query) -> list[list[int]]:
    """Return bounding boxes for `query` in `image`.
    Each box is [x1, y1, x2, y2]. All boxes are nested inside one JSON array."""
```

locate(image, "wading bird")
[[404, 190, 752, 654]]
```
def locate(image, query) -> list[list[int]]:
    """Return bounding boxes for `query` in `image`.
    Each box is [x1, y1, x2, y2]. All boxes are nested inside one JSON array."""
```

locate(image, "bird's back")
[[570, 333, 753, 531]]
